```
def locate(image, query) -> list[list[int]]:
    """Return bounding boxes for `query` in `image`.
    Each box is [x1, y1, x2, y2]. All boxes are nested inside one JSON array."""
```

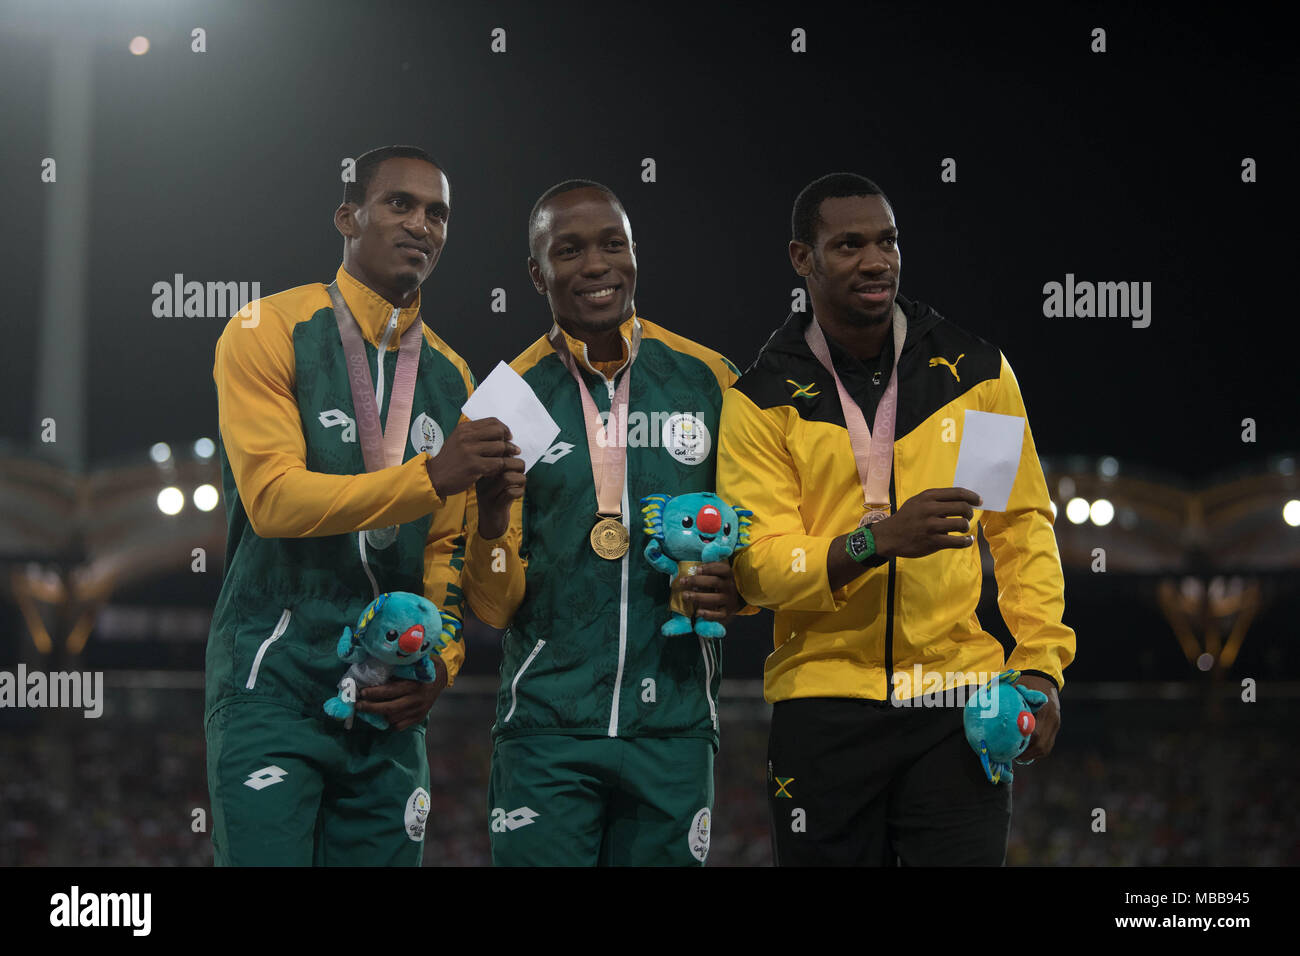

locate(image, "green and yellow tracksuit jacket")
[[205, 265, 474, 725], [716, 298, 1075, 704], [461, 315, 749, 748]]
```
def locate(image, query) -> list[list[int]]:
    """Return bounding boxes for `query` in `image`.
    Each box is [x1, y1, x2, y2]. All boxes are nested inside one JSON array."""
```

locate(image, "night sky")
[[2, 1, 1295, 481]]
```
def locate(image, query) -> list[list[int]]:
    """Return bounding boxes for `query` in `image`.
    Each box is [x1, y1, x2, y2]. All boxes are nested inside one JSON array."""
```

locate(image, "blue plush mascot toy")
[[962, 669, 1048, 784], [323, 591, 461, 730], [640, 491, 753, 638]]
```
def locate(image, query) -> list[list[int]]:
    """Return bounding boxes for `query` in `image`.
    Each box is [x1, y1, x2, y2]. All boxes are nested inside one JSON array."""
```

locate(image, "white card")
[[461, 361, 561, 473], [952, 410, 1026, 512]]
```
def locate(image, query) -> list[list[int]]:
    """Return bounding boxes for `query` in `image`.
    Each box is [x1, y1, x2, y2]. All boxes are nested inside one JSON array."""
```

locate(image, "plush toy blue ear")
[[641, 494, 671, 541], [353, 592, 389, 641], [1019, 687, 1049, 710], [734, 508, 754, 549]]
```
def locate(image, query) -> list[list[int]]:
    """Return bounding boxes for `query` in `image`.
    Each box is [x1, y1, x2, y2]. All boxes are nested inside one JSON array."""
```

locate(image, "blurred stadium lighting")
[[157, 487, 184, 515], [1196, 653, 1214, 672], [1049, 499, 1057, 519], [1089, 498, 1115, 526], [194, 437, 216, 459], [1278, 457, 1295, 476], [1065, 497, 1090, 524], [1057, 476, 1076, 500], [149, 442, 172, 464], [1099, 456, 1119, 478], [193, 484, 219, 512], [129, 36, 149, 55], [1283, 499, 1300, 527]]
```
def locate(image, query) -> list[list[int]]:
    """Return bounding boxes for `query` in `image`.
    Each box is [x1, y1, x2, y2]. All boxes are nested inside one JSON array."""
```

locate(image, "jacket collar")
[[759, 294, 938, 366], [335, 265, 423, 347], [549, 313, 640, 379]]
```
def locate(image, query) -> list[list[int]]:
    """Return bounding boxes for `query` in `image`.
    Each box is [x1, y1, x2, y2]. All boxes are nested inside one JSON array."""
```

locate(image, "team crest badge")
[[405, 787, 431, 842], [662, 413, 710, 466], [688, 807, 711, 862], [410, 413, 444, 457]]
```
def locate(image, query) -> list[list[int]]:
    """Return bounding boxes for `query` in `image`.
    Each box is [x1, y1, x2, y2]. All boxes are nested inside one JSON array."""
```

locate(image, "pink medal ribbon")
[[804, 306, 907, 526], [548, 318, 642, 546], [328, 281, 424, 548]]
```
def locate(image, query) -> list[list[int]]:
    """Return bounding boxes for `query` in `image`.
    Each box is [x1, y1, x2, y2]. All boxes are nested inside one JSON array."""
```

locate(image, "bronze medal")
[[860, 507, 889, 527], [590, 516, 630, 560]]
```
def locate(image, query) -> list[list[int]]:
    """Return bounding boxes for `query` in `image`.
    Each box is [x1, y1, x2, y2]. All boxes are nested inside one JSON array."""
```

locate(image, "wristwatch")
[[845, 526, 877, 563]]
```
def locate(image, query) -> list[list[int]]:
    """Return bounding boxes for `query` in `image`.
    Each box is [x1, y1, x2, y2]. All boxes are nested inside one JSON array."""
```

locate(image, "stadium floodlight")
[[193, 484, 220, 512], [194, 437, 216, 459], [157, 487, 184, 515], [1284, 500, 1300, 528], [129, 36, 149, 55], [1065, 497, 1090, 525], [1089, 498, 1115, 526], [1099, 456, 1119, 478], [150, 442, 172, 464], [1049, 499, 1057, 519]]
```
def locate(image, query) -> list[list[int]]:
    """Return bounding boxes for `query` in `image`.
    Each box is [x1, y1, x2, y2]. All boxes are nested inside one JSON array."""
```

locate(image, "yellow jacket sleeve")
[[462, 491, 528, 630], [978, 353, 1077, 689], [423, 482, 469, 685], [717, 388, 848, 613], [214, 302, 444, 538]]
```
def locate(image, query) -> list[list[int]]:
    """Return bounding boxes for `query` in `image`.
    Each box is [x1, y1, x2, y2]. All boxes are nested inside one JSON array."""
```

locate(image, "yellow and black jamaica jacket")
[[206, 265, 473, 725], [462, 315, 751, 748], [717, 297, 1075, 704]]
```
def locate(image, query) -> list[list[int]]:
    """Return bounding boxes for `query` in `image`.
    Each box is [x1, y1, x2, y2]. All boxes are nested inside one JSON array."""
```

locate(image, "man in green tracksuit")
[[462, 180, 750, 866], [205, 146, 518, 865]]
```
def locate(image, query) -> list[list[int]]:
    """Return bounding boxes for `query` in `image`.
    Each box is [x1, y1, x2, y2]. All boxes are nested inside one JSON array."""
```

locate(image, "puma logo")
[[928, 353, 964, 382], [786, 379, 821, 399]]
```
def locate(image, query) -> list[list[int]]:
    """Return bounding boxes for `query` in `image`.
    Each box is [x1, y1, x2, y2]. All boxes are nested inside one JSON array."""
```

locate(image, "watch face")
[[847, 528, 872, 561]]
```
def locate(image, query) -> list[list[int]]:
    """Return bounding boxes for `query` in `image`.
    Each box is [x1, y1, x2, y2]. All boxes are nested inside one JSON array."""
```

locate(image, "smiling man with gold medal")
[[462, 180, 753, 866]]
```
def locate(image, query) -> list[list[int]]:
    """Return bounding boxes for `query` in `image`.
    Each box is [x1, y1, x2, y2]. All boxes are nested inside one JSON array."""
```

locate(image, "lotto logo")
[[243, 765, 288, 790], [490, 806, 539, 832], [538, 442, 575, 464]]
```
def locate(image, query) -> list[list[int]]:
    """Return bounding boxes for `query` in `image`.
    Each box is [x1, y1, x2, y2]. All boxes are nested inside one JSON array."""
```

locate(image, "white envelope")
[[461, 361, 561, 472], [952, 410, 1026, 512]]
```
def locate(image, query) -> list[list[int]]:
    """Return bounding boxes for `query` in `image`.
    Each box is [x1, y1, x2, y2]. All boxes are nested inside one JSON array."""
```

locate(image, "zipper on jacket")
[[576, 329, 632, 736], [883, 479, 898, 701], [356, 308, 395, 607], [358, 532, 379, 600], [245, 608, 292, 690], [607, 476, 631, 736], [698, 636, 718, 730], [373, 307, 400, 406], [505, 638, 547, 723]]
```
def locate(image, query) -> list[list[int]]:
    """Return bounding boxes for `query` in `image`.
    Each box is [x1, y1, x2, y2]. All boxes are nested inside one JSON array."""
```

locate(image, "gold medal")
[[590, 516, 630, 560]]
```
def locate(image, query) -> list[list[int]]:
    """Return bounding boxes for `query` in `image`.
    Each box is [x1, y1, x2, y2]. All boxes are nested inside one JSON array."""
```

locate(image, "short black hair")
[[792, 172, 891, 246], [343, 145, 445, 206], [528, 179, 625, 259]]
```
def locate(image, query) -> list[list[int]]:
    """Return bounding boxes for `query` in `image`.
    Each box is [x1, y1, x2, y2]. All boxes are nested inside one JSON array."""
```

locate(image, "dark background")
[[2, 1, 1296, 472], [0, 0, 1297, 867]]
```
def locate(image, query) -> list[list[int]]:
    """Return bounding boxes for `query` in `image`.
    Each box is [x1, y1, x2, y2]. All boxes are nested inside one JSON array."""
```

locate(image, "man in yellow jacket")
[[716, 172, 1075, 866]]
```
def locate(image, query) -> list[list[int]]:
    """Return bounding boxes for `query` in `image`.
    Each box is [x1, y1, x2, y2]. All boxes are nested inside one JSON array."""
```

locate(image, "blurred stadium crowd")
[[1, 684, 1293, 866]]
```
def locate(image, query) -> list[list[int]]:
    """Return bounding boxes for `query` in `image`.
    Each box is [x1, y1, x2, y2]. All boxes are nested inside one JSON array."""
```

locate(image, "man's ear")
[[527, 257, 547, 295], [335, 202, 359, 240], [789, 240, 812, 278]]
